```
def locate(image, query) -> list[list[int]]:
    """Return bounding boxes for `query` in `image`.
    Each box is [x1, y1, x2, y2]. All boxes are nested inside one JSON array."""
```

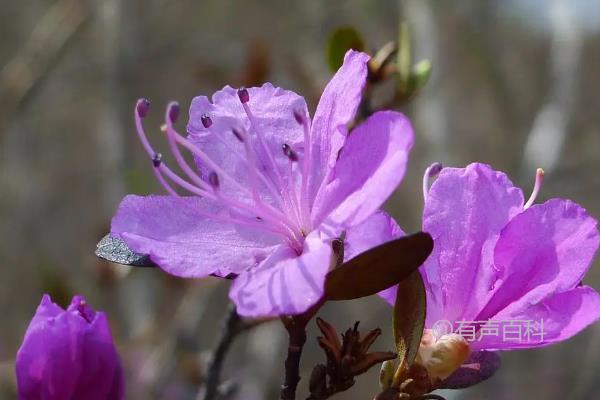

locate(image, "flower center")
[[133, 89, 313, 253]]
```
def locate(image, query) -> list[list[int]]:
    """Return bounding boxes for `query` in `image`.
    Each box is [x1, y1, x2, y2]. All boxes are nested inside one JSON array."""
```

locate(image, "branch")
[[280, 318, 308, 400], [201, 305, 244, 400]]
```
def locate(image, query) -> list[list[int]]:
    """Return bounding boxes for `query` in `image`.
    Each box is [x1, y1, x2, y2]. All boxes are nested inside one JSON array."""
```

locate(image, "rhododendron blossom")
[[111, 50, 414, 317], [382, 162, 600, 383]]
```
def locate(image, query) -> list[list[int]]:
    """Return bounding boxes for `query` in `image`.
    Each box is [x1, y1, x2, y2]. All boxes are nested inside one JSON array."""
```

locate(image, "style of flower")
[[110, 50, 414, 317], [381, 162, 600, 385], [16, 294, 124, 400]]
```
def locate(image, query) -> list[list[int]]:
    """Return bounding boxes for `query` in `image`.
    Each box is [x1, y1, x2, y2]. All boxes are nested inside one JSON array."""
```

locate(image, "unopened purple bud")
[[293, 108, 305, 125], [208, 172, 220, 189], [237, 87, 249, 103], [152, 153, 163, 168], [136, 98, 150, 118], [168, 102, 180, 123], [427, 162, 443, 177], [201, 113, 213, 128], [232, 127, 245, 142], [282, 143, 299, 162]]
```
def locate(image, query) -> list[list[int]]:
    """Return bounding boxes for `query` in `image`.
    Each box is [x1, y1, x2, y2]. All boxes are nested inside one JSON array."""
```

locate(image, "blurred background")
[[1, 0, 599, 399]]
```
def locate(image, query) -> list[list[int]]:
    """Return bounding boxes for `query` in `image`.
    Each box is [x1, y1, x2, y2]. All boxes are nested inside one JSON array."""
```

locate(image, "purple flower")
[[382, 162, 600, 351], [110, 50, 414, 317], [16, 294, 124, 400]]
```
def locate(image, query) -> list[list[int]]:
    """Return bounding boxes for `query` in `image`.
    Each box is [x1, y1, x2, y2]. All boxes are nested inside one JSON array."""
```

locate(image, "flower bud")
[[415, 329, 470, 381], [16, 294, 124, 400]]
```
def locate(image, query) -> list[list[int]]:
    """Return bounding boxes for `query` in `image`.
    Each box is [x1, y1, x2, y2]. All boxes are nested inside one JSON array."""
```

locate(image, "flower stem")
[[202, 305, 243, 400], [280, 318, 308, 400]]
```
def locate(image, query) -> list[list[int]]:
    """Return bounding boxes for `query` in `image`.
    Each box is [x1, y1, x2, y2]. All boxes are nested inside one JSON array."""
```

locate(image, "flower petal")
[[421, 163, 524, 326], [229, 231, 333, 317], [187, 83, 308, 200], [343, 210, 405, 262], [111, 195, 280, 278], [312, 111, 414, 227], [307, 50, 369, 205], [339, 210, 406, 305], [477, 199, 599, 321], [473, 286, 600, 350]]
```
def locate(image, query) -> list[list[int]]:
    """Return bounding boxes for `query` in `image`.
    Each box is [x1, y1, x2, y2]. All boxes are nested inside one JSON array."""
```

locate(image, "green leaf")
[[396, 22, 411, 90], [324, 232, 433, 301], [326, 26, 365, 72], [406, 59, 432, 95], [392, 270, 426, 381]]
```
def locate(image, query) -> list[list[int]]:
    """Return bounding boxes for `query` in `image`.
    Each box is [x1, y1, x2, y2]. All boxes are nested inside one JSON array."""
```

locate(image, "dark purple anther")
[[152, 153, 163, 168], [427, 162, 443, 177], [201, 113, 213, 128], [136, 98, 150, 118], [232, 127, 245, 142], [208, 171, 220, 189], [282, 144, 299, 162], [168, 101, 180, 123], [237, 87, 250, 104], [293, 108, 304, 125]]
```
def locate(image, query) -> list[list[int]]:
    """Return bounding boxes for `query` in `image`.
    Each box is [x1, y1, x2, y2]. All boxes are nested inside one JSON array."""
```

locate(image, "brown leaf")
[[324, 232, 433, 301], [393, 270, 426, 383]]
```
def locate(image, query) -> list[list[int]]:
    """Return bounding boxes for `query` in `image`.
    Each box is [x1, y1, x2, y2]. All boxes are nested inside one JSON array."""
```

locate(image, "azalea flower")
[[381, 162, 600, 386], [111, 50, 414, 317], [16, 295, 124, 400]]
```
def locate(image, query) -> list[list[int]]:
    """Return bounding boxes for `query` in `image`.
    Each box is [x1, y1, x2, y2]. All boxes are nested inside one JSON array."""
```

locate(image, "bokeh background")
[[1, 1, 599, 399]]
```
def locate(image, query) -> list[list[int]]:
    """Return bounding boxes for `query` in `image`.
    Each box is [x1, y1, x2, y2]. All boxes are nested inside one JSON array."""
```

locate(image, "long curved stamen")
[[163, 102, 210, 190], [422, 162, 443, 201], [294, 108, 312, 229], [135, 99, 203, 196], [167, 124, 297, 231], [524, 168, 545, 209], [201, 118, 284, 208], [150, 154, 179, 196], [238, 87, 286, 189]]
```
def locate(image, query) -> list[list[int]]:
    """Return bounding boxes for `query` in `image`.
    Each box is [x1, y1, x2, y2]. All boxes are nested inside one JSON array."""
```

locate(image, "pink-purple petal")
[[343, 210, 405, 262], [477, 198, 600, 321], [229, 231, 333, 317], [111, 195, 280, 278], [312, 111, 414, 227], [473, 286, 600, 350], [422, 163, 524, 325], [307, 50, 369, 206]]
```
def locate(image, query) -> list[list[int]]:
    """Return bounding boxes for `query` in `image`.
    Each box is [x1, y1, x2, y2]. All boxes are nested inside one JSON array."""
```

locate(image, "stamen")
[[208, 171, 220, 190], [164, 101, 212, 191], [232, 127, 245, 142], [237, 87, 250, 104], [422, 162, 443, 201], [201, 113, 213, 128], [295, 108, 312, 230], [282, 143, 299, 162], [136, 98, 150, 118], [524, 168, 545, 209], [152, 153, 163, 167]]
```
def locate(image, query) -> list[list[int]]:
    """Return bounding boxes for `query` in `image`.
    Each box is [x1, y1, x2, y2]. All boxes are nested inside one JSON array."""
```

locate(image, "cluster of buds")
[[308, 318, 397, 400]]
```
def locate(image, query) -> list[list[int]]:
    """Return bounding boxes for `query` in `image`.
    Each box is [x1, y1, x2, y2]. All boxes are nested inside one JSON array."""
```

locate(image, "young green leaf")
[[324, 232, 433, 301], [326, 26, 365, 72], [392, 270, 426, 382]]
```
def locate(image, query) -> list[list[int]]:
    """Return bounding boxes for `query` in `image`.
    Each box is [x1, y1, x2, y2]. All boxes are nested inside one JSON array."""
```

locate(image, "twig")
[[202, 305, 244, 400], [280, 318, 308, 400]]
